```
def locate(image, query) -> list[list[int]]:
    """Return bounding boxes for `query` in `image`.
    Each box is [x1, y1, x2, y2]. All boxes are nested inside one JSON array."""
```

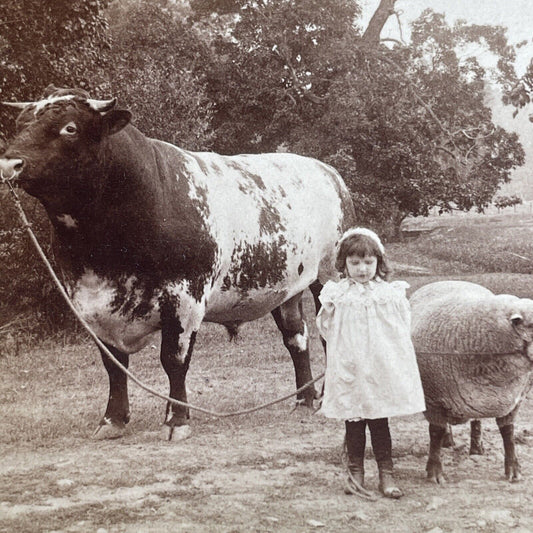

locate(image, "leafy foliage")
[[105, 0, 215, 149], [0, 0, 110, 336], [0, 0, 110, 142], [0, 0, 530, 336], [194, 2, 524, 234], [493, 194, 523, 211]]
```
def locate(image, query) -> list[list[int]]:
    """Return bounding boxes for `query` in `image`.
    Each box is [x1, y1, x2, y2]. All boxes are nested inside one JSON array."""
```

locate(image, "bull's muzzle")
[[0, 157, 25, 182]]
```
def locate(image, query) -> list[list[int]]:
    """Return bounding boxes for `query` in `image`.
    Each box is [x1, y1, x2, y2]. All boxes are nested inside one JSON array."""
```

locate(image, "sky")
[[360, 0, 533, 75]]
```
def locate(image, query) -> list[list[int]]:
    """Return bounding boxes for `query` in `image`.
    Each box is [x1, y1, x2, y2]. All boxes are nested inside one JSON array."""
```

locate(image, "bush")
[[494, 194, 523, 211], [0, 191, 81, 343]]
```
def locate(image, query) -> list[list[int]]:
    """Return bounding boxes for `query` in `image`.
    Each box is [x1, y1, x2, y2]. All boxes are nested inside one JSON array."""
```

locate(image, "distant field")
[[387, 211, 533, 298], [389, 210, 532, 277]]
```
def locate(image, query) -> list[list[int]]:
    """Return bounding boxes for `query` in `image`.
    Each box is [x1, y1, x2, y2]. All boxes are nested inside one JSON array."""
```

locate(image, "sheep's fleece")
[[410, 281, 533, 426]]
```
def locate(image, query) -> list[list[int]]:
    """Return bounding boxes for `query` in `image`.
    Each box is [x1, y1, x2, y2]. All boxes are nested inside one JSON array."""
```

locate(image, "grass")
[[387, 211, 533, 299], [3, 210, 533, 532], [391, 211, 533, 275], [1, 210, 533, 446]]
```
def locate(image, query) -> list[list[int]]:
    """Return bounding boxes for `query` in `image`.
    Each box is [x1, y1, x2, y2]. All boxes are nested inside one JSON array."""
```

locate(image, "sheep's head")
[[507, 297, 533, 358]]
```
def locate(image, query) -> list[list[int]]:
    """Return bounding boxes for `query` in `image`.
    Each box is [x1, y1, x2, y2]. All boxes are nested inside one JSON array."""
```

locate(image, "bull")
[[0, 86, 356, 440]]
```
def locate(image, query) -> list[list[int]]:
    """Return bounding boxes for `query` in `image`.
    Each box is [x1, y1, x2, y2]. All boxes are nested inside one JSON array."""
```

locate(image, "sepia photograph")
[[1, 0, 533, 531]]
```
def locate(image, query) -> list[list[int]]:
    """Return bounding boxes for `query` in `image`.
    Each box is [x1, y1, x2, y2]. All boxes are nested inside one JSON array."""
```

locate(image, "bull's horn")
[[87, 97, 117, 113], [1, 101, 34, 109]]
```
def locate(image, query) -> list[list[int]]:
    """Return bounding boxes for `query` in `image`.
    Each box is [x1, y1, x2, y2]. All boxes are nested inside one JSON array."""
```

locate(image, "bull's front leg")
[[497, 409, 521, 482], [426, 423, 447, 484], [159, 298, 202, 441], [93, 341, 130, 440]]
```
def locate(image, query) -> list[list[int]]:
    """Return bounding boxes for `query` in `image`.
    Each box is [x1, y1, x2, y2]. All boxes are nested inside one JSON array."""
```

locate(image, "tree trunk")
[[362, 0, 397, 46]]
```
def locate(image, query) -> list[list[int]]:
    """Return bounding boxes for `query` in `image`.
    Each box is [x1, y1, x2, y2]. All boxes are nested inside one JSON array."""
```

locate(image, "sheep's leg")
[[496, 416, 521, 482], [441, 423, 455, 448], [469, 419, 484, 455], [426, 423, 446, 484]]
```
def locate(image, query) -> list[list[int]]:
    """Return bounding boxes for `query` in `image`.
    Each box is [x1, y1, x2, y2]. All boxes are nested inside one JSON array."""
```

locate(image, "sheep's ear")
[[511, 313, 533, 342]]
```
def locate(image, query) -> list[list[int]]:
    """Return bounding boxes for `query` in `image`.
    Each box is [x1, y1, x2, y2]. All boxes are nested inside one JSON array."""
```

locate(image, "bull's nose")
[[0, 157, 25, 180]]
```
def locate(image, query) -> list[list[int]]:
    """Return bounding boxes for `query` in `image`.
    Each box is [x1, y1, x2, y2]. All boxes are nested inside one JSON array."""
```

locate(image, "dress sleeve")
[[389, 280, 410, 294], [390, 281, 411, 329], [316, 281, 340, 339]]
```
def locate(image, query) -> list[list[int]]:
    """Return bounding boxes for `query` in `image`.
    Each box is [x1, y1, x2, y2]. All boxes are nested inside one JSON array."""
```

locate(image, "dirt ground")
[[3, 291, 533, 533], [3, 404, 533, 533], [3, 371, 533, 532]]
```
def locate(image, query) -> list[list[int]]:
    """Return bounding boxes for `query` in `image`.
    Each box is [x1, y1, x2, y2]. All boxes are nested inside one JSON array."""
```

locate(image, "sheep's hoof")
[[469, 442, 485, 455], [441, 432, 454, 448], [505, 460, 522, 482], [426, 460, 446, 484]]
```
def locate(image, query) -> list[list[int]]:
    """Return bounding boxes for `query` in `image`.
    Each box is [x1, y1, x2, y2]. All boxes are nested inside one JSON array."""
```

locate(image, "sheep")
[[409, 280, 533, 483]]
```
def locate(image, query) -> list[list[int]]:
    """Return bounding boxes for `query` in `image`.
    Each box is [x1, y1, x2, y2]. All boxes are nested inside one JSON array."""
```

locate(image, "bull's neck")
[[45, 127, 164, 235], [44, 126, 216, 287]]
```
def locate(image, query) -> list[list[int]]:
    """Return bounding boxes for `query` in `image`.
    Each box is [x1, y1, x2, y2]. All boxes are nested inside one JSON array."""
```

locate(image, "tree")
[[493, 194, 522, 212], [193, 0, 361, 154], [0, 0, 110, 336], [104, 0, 215, 150], [191, 0, 524, 234], [1, 0, 528, 333], [0, 0, 110, 143]]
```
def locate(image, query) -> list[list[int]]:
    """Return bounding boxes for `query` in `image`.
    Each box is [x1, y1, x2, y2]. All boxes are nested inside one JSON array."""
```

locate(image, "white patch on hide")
[[33, 95, 76, 115], [57, 213, 78, 229], [165, 279, 208, 363], [288, 322, 308, 352], [71, 269, 159, 353]]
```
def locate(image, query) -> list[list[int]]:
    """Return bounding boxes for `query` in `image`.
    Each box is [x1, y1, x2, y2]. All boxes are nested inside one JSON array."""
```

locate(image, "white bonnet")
[[337, 227, 385, 254]]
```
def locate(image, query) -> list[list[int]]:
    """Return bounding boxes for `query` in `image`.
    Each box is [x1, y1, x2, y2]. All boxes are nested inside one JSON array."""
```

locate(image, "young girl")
[[316, 227, 425, 499]]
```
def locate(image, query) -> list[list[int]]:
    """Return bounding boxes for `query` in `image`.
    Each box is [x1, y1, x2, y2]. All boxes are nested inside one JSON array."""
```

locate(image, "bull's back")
[[168, 150, 355, 321]]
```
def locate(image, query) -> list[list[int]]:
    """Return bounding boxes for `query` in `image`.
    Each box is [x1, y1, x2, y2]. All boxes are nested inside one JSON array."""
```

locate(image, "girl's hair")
[[335, 233, 391, 280]]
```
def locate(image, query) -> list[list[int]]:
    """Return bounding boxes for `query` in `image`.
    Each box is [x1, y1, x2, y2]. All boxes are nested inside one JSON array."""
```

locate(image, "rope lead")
[[5, 180, 323, 417]]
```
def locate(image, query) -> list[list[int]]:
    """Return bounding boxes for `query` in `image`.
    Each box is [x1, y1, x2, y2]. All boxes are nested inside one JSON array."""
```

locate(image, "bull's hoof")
[[294, 395, 316, 409], [160, 424, 192, 442], [92, 418, 126, 440]]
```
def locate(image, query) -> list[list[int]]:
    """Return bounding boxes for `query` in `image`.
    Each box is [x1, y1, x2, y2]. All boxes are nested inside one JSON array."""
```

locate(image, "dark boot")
[[368, 418, 403, 499], [344, 420, 376, 500], [377, 459, 403, 499], [344, 453, 366, 495]]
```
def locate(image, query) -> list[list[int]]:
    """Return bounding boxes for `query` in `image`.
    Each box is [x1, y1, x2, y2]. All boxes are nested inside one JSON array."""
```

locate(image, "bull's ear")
[[103, 110, 131, 135]]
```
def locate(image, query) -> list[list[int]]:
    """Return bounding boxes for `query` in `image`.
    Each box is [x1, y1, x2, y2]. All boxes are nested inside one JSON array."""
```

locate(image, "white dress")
[[316, 278, 426, 421]]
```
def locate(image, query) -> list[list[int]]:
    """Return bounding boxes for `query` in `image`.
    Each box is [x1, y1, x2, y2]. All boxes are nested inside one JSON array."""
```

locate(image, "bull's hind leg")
[[272, 291, 316, 407], [93, 342, 130, 440]]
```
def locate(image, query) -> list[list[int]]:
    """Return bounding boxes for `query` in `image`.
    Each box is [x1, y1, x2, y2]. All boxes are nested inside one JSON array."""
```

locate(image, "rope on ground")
[[4, 178, 324, 417]]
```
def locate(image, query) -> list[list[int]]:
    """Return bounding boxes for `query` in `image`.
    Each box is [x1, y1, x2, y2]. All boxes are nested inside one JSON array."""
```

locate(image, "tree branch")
[[362, 0, 397, 45]]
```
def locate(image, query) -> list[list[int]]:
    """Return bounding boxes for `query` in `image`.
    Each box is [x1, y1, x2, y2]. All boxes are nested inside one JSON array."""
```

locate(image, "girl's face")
[[345, 253, 378, 284]]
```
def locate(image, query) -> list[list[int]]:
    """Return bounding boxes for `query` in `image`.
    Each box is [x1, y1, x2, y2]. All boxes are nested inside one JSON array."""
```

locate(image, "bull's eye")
[[60, 122, 78, 136]]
